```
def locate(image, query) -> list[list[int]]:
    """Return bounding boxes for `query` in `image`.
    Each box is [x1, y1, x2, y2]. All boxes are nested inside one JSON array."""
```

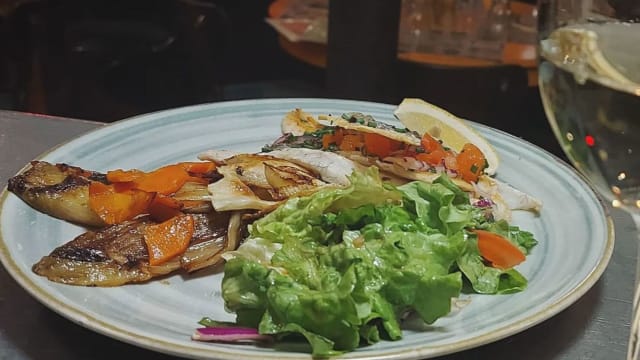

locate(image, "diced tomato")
[[363, 133, 400, 158], [420, 133, 444, 153], [322, 128, 344, 149], [339, 134, 363, 152], [456, 143, 487, 182], [416, 148, 447, 166], [443, 151, 458, 171]]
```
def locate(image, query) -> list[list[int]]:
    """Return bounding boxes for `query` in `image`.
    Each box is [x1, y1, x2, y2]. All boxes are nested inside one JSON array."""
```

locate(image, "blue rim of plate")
[[0, 98, 615, 360]]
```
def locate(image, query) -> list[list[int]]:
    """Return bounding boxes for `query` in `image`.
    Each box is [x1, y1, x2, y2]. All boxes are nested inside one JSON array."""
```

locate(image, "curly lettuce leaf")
[[217, 171, 537, 356], [398, 178, 475, 236], [248, 167, 402, 246]]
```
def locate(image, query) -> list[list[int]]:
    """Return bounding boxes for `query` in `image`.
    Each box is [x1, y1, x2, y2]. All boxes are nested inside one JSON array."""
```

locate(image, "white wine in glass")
[[537, 1, 640, 359], [539, 22, 640, 209]]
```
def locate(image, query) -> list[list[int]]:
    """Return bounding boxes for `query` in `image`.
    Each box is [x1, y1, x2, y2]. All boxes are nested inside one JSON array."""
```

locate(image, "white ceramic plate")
[[0, 99, 613, 359]]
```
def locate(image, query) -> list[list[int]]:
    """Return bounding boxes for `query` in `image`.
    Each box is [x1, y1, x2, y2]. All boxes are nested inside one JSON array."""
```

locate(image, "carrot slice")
[[144, 214, 194, 266], [474, 229, 526, 269], [88, 182, 153, 225]]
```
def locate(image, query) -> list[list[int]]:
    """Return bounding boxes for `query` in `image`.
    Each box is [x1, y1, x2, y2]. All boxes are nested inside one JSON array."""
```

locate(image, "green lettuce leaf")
[[217, 171, 537, 356], [398, 179, 475, 235], [456, 236, 528, 294]]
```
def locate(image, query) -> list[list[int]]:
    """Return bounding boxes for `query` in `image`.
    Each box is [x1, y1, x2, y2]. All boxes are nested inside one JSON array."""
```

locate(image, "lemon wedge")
[[393, 98, 500, 175]]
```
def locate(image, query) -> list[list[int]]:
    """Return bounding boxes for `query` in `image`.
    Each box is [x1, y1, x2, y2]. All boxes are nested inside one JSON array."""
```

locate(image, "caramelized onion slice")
[[181, 236, 227, 272], [180, 211, 242, 272]]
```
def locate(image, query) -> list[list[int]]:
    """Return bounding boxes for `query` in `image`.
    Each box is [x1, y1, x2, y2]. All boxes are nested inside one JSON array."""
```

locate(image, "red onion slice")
[[192, 327, 272, 343]]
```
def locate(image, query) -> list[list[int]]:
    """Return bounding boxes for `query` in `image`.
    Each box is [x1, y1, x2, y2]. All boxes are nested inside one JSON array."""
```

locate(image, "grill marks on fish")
[[32, 212, 233, 286], [7, 161, 214, 228], [8, 161, 108, 227]]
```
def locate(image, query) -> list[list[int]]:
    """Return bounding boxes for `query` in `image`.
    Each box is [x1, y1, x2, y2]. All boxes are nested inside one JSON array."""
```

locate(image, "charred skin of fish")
[[8, 161, 108, 227], [31, 212, 242, 286], [7, 161, 215, 228], [7, 160, 242, 286]]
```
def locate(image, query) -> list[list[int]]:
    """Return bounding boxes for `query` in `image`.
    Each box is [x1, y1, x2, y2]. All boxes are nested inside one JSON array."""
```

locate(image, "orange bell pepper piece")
[[88, 181, 154, 225], [147, 195, 184, 222], [132, 164, 191, 195], [179, 161, 217, 174], [108, 162, 214, 194], [106, 169, 146, 183], [144, 213, 195, 266], [474, 229, 526, 269]]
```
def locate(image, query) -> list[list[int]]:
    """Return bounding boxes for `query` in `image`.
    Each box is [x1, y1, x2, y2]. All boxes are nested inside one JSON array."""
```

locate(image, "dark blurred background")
[[0, 0, 562, 156], [0, 0, 325, 119]]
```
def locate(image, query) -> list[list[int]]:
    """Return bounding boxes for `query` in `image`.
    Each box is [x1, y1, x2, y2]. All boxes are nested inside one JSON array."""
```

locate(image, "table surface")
[[0, 109, 635, 360]]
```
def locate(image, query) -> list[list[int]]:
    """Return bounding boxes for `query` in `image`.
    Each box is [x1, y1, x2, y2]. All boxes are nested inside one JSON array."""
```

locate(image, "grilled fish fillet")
[[7, 161, 213, 228], [32, 212, 234, 286], [8, 161, 107, 227]]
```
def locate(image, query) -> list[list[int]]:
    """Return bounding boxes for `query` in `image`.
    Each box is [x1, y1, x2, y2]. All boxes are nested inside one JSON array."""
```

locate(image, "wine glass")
[[536, 0, 640, 358]]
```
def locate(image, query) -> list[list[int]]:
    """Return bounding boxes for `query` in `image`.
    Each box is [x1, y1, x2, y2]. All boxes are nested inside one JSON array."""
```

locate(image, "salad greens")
[[210, 167, 537, 356]]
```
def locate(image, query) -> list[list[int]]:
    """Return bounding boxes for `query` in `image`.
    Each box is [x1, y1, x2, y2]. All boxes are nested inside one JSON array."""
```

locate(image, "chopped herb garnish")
[[306, 127, 336, 137], [470, 164, 479, 173], [302, 139, 320, 149], [393, 127, 408, 133]]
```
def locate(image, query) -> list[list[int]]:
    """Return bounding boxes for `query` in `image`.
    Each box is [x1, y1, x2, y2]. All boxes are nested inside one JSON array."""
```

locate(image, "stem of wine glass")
[[628, 211, 640, 360]]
